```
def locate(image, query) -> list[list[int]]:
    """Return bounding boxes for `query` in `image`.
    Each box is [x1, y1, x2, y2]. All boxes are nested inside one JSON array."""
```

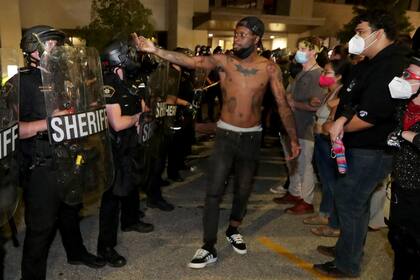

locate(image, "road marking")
[[257, 236, 334, 280]]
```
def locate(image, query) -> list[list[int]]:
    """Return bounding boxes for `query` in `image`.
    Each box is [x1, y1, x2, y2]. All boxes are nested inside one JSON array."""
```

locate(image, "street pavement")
[[3, 133, 393, 280]]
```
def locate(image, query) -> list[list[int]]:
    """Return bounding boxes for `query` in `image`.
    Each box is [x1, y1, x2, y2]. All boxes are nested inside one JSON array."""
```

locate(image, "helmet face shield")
[[102, 41, 138, 69], [42, 40, 59, 53], [20, 25, 65, 59], [102, 41, 128, 68]]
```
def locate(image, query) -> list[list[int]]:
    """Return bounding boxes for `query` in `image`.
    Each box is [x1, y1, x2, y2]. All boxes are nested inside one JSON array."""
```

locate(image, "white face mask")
[[348, 31, 377, 55], [295, 50, 309, 64], [388, 77, 420, 99]]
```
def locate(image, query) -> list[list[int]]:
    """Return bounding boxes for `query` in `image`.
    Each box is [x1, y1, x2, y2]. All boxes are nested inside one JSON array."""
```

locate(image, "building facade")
[[0, 0, 419, 79]]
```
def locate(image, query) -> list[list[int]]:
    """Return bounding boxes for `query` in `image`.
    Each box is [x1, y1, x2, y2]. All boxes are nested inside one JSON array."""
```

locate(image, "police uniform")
[[18, 67, 104, 280], [143, 66, 178, 212], [97, 71, 152, 265], [167, 68, 194, 180]]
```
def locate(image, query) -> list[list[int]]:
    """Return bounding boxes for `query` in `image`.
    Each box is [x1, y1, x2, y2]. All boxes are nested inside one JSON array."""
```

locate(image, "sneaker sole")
[[226, 237, 247, 255], [187, 257, 217, 269], [270, 189, 286, 195]]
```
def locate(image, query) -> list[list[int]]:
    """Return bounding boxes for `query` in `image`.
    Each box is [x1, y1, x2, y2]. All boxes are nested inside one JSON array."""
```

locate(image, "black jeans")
[[22, 166, 87, 280], [388, 183, 420, 280], [97, 188, 140, 250], [203, 128, 261, 244], [167, 130, 184, 178]]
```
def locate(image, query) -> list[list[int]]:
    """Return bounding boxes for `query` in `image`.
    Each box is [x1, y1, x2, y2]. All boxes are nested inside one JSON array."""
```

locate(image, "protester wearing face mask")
[[314, 10, 410, 278], [273, 37, 325, 215], [303, 60, 349, 237], [387, 50, 420, 279]]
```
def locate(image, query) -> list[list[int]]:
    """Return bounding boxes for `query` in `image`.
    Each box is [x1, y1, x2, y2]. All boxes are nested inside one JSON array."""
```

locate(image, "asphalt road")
[[3, 134, 393, 280]]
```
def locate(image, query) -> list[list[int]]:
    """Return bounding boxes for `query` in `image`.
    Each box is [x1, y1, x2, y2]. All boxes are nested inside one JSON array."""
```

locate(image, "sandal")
[[311, 225, 340, 237], [303, 215, 329, 225]]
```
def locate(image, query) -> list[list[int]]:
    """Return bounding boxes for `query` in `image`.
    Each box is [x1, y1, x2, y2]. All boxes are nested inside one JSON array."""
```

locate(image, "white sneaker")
[[188, 249, 217, 269], [226, 233, 247, 255], [270, 186, 287, 195]]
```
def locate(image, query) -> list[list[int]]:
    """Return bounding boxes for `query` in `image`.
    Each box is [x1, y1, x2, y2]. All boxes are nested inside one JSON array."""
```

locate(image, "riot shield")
[[136, 60, 181, 191], [144, 60, 180, 140], [0, 48, 19, 226], [40, 46, 113, 205]]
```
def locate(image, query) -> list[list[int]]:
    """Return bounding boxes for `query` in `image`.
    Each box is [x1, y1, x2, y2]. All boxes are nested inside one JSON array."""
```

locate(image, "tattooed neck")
[[235, 64, 258, 76]]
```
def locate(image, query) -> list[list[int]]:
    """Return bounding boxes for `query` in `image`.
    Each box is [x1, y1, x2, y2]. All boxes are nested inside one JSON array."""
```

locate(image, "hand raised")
[[131, 32, 156, 53]]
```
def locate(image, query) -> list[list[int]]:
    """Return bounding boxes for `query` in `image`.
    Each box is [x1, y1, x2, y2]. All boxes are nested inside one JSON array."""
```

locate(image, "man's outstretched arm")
[[131, 33, 218, 71], [268, 62, 300, 159]]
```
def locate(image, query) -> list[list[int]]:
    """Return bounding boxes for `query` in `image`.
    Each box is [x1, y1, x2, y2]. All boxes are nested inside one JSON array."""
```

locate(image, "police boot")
[[147, 198, 175, 211], [121, 220, 154, 233], [68, 252, 106, 269], [97, 247, 127, 267]]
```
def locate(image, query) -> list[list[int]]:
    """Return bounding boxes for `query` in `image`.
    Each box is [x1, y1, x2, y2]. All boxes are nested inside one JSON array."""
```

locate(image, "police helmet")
[[101, 41, 131, 68], [20, 25, 66, 55]]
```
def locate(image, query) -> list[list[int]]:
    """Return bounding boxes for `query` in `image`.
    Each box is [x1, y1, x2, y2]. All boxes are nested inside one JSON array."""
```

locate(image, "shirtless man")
[[132, 16, 299, 268]]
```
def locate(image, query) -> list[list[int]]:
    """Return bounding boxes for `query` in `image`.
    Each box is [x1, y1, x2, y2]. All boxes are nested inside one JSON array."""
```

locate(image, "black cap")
[[236, 16, 265, 38]]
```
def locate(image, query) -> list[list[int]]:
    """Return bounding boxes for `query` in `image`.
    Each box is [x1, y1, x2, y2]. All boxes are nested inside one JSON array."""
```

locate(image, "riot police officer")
[[0, 47, 20, 280], [18, 25, 106, 280], [97, 40, 154, 267]]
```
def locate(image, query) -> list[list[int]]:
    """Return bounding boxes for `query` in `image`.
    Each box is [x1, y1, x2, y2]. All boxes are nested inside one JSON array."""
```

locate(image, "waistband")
[[217, 120, 262, 132]]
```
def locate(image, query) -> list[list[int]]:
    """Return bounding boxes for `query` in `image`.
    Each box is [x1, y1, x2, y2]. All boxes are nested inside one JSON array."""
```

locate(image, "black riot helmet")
[[101, 40, 131, 68], [20, 25, 66, 57], [102, 40, 141, 80]]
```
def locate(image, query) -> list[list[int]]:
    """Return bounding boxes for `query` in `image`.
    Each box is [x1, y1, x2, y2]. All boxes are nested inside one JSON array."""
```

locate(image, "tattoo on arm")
[[156, 50, 218, 70], [156, 49, 196, 68], [269, 63, 298, 142], [278, 101, 298, 143], [235, 64, 259, 76]]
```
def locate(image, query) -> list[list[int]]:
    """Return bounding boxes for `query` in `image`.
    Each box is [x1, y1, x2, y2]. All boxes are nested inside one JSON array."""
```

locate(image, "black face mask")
[[233, 45, 255, 59]]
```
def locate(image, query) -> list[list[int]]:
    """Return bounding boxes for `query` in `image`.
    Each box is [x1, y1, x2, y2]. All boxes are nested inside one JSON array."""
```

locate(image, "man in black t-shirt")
[[313, 10, 410, 278]]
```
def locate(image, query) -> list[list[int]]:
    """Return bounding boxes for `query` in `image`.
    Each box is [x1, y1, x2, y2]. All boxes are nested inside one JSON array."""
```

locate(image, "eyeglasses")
[[233, 32, 253, 39], [402, 69, 420, 81]]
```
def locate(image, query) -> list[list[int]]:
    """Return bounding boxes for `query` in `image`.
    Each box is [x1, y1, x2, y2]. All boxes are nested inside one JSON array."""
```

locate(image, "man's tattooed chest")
[[234, 64, 260, 76]]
